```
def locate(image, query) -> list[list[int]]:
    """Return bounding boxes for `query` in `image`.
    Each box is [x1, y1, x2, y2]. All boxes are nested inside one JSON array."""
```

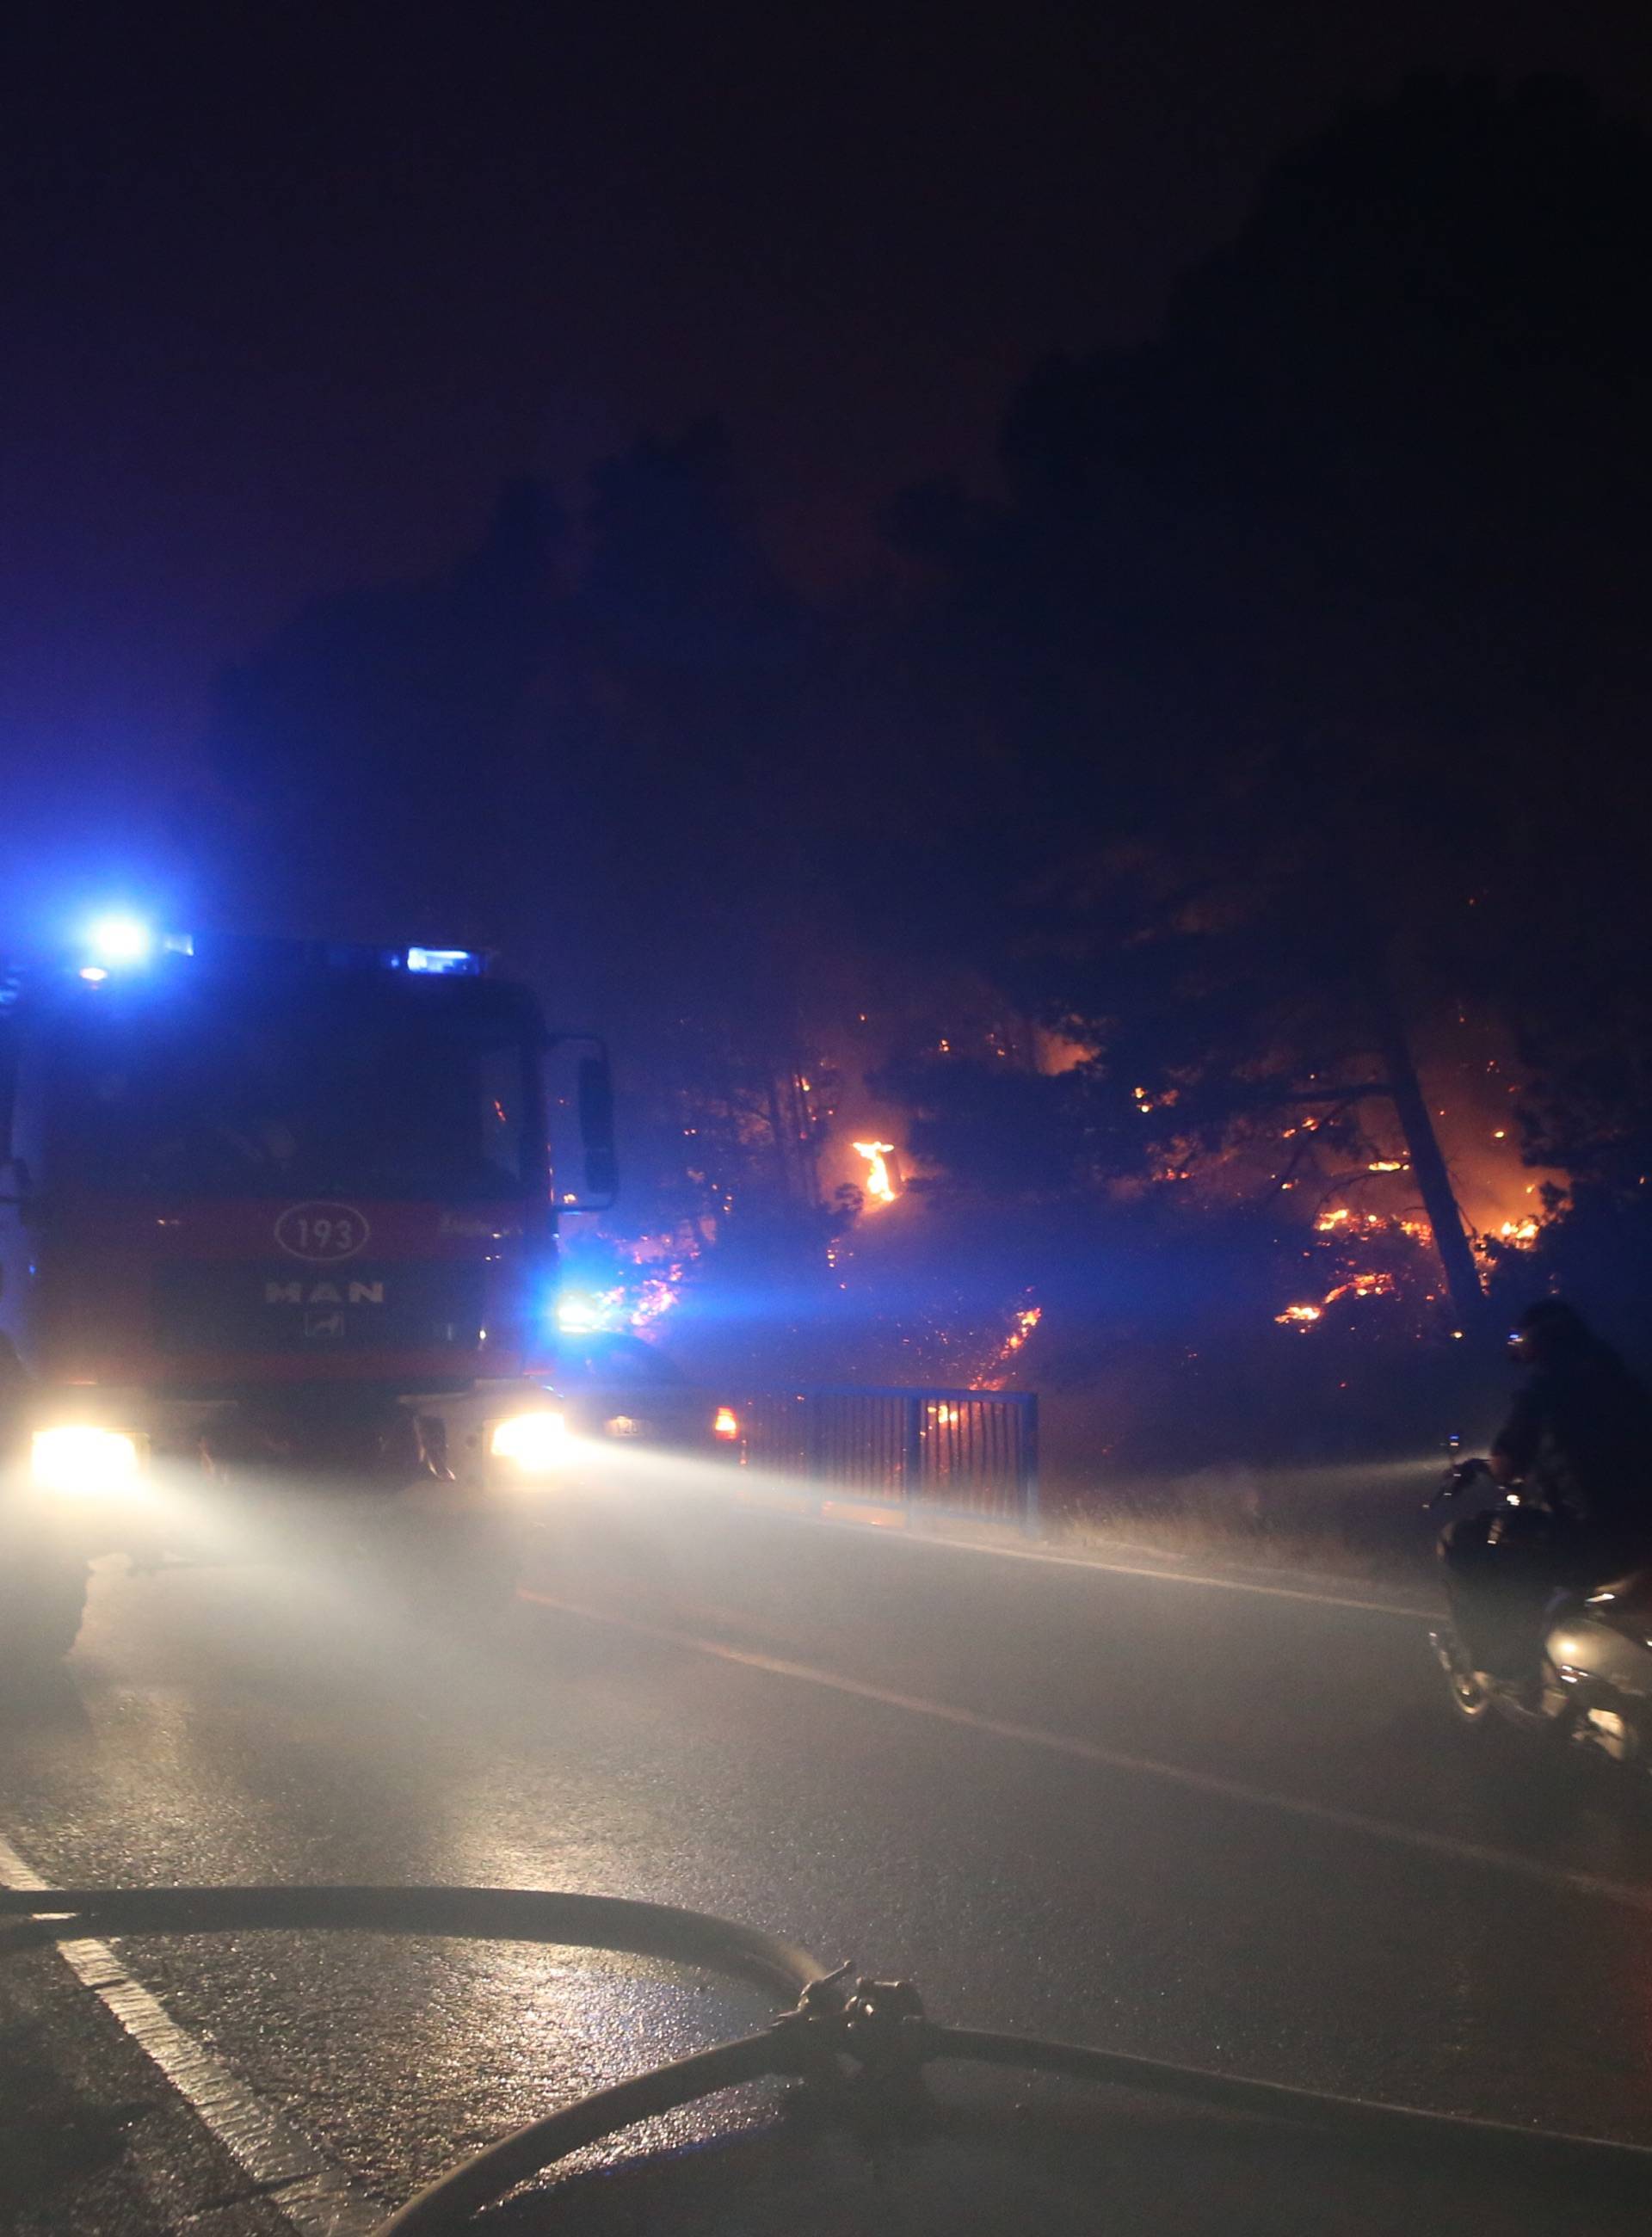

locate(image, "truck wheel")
[[0, 1548, 89, 1677]]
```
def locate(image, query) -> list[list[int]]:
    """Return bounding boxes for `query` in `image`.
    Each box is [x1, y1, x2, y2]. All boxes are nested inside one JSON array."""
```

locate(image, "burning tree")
[[878, 826, 1490, 1329]]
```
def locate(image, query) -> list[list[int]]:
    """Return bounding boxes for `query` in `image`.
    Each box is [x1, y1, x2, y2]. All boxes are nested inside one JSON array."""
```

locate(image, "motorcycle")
[[1428, 1457, 1652, 1768]]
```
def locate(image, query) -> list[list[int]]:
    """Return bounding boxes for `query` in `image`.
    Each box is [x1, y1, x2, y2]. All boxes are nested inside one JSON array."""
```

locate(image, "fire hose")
[[3, 1882, 1650, 2234]]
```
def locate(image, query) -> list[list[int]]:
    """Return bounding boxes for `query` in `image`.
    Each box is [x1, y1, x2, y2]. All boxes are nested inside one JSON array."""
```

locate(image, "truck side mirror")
[[545, 1035, 618, 1211], [576, 1055, 619, 1205]]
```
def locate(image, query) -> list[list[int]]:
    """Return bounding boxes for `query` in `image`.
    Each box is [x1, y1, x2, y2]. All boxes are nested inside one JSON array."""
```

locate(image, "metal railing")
[[732, 1386, 1039, 1533]]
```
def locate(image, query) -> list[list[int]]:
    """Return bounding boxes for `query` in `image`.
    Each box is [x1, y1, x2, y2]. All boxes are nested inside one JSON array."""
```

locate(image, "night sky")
[[3, 0, 1649, 906]]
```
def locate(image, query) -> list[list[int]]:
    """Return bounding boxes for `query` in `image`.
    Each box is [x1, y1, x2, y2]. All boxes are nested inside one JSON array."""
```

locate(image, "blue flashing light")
[[557, 1292, 620, 1335], [405, 946, 481, 976], [86, 915, 154, 967]]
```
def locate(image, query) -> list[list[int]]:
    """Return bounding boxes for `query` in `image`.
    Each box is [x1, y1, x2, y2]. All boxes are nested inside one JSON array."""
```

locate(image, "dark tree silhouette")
[[874, 75, 1652, 1321]]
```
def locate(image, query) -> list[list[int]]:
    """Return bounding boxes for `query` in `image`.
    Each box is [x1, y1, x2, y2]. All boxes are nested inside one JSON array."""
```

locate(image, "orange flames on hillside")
[[1260, 1011, 1568, 1331], [972, 1301, 1043, 1388], [1493, 1216, 1542, 1249]]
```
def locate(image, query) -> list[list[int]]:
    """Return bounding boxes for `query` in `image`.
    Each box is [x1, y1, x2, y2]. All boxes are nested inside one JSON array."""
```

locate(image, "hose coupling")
[[772, 1966, 929, 2105], [841, 1975, 928, 2072]]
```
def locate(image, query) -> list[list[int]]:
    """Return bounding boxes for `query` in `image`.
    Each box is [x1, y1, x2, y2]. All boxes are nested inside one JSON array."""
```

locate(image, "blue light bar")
[[85, 915, 154, 967], [405, 946, 482, 976], [558, 1291, 627, 1335]]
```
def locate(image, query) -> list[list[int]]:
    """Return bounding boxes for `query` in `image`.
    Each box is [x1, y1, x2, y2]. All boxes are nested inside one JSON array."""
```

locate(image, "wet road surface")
[[3, 1468, 1652, 2234]]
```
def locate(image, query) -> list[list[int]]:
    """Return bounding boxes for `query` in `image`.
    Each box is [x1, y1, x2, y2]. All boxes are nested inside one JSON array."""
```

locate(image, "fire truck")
[[0, 921, 616, 1669]]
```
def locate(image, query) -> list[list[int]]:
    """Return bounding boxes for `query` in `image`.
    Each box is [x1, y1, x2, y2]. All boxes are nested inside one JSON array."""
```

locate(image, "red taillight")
[[712, 1406, 739, 1440]]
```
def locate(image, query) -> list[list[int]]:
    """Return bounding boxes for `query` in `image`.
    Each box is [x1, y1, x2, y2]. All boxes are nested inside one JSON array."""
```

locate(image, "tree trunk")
[[1368, 993, 1486, 1329]]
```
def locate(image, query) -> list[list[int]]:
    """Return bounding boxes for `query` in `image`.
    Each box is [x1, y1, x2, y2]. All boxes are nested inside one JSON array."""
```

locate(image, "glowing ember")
[[606, 1222, 707, 1328], [971, 1301, 1044, 1389], [1322, 1271, 1397, 1303], [853, 1141, 898, 1205], [634, 1272, 685, 1324], [1276, 1303, 1322, 1326], [1313, 1206, 1432, 1245]]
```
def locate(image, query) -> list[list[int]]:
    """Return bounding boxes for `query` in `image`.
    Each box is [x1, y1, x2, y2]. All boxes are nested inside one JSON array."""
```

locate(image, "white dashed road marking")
[[522, 1592, 1652, 1918]]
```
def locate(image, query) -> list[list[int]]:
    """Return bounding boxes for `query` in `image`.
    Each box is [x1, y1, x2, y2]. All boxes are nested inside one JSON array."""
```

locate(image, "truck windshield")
[[40, 981, 542, 1201]]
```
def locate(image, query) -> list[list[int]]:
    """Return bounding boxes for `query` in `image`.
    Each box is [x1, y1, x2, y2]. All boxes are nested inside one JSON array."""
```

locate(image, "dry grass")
[[1048, 1457, 1441, 1587]]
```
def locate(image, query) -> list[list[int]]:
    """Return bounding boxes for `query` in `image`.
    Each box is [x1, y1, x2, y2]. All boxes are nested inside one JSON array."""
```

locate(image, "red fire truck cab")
[[0, 927, 615, 1667]]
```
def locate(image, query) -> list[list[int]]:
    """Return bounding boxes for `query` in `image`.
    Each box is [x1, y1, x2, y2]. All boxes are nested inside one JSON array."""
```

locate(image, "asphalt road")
[[4, 1462, 1652, 2235]]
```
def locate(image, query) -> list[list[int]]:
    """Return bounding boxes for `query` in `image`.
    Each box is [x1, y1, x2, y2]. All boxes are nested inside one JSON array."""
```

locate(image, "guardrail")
[[732, 1386, 1039, 1534]]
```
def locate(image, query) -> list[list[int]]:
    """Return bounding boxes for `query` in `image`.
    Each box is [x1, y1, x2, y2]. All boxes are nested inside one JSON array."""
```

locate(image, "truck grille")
[[153, 1263, 488, 1355]]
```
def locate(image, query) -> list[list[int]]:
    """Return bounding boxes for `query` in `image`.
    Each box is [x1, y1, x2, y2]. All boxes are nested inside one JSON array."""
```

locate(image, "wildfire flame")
[[1251, 1011, 1567, 1329], [1468, 1211, 1550, 1266], [973, 1301, 1043, 1389], [853, 1141, 897, 1205]]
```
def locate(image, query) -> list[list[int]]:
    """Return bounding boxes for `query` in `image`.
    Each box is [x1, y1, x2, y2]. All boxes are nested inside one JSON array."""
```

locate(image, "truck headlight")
[[489, 1410, 568, 1474], [31, 1426, 144, 1496]]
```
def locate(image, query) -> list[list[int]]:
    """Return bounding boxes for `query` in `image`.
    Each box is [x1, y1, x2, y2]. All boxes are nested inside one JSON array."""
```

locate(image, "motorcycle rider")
[[1440, 1301, 1652, 1685]]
